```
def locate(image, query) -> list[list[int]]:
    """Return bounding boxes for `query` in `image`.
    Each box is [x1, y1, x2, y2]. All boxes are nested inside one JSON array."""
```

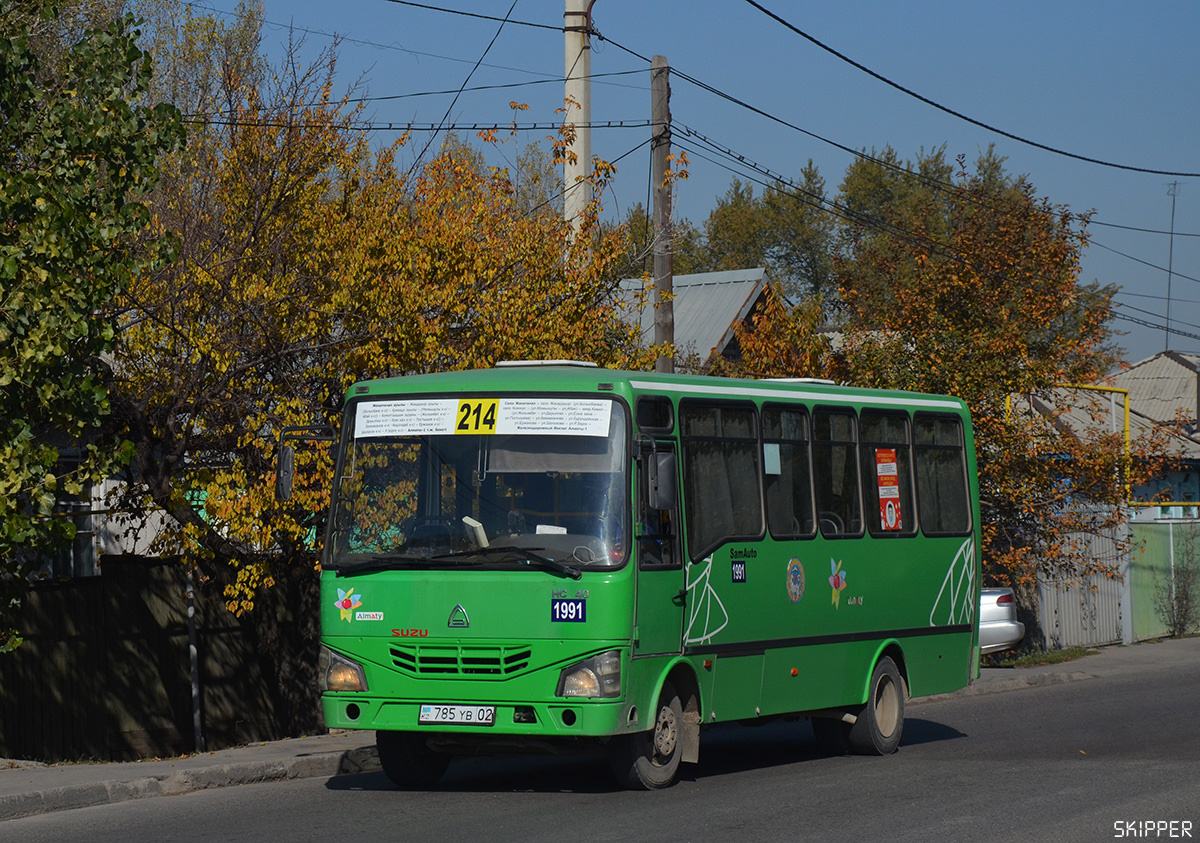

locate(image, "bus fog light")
[[557, 650, 621, 698], [320, 646, 368, 692]]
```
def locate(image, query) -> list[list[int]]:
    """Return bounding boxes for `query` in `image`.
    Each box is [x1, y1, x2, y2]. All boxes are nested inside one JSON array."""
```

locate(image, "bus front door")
[[633, 441, 685, 657]]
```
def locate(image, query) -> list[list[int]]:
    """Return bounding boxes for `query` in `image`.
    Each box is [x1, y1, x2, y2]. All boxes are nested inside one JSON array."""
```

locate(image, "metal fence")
[[0, 556, 320, 762], [1034, 519, 1195, 649]]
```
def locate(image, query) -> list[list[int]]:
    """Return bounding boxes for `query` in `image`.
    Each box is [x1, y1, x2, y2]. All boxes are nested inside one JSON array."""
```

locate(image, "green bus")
[[303, 362, 981, 789]]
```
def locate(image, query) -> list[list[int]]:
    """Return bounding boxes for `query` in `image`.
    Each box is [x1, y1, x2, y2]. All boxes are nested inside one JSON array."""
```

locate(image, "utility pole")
[[1165, 181, 1178, 352], [651, 55, 674, 373], [563, 1, 592, 235]]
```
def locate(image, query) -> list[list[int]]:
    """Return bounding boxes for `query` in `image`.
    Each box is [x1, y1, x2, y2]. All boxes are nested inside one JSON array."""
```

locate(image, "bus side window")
[[638, 444, 679, 569], [860, 410, 917, 537], [812, 408, 863, 537], [679, 401, 764, 560], [763, 405, 816, 539], [913, 414, 972, 535]]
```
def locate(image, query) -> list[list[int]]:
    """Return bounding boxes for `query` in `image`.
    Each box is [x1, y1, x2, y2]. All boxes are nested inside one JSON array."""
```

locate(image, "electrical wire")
[[180, 116, 651, 132], [1089, 218, 1200, 238], [1093, 241, 1200, 286], [377, 0, 559, 32], [738, 0, 1200, 178], [408, 0, 520, 171]]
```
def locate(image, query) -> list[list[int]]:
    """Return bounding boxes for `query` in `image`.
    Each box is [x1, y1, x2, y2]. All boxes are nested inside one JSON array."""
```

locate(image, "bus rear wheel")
[[848, 656, 905, 755], [376, 730, 451, 788], [609, 681, 683, 789]]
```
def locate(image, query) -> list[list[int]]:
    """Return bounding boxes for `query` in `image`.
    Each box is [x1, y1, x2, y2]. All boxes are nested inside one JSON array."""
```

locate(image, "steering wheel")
[[408, 516, 456, 548]]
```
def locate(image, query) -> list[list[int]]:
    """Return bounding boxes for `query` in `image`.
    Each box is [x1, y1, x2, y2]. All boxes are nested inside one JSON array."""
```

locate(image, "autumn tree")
[[108, 5, 649, 611], [725, 148, 1173, 603], [0, 4, 182, 650]]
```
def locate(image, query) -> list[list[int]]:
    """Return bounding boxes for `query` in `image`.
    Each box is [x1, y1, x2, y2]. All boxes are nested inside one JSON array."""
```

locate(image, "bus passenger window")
[[860, 411, 916, 537], [762, 406, 816, 539], [812, 409, 862, 537], [913, 415, 972, 535], [680, 402, 763, 560]]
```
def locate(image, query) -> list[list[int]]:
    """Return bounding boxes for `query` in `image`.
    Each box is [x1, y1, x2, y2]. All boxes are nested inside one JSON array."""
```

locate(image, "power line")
[[357, 70, 642, 104], [1090, 218, 1200, 238], [376, 0, 559, 32], [1116, 301, 1200, 335], [1113, 312, 1200, 343], [738, 0, 1200, 178], [409, 0, 519, 170], [181, 116, 652, 132], [1093, 240, 1200, 287]]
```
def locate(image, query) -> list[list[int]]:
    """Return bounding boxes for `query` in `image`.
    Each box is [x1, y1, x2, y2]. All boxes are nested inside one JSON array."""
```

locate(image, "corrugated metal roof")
[[1111, 351, 1199, 424], [1010, 385, 1200, 459], [618, 268, 766, 366]]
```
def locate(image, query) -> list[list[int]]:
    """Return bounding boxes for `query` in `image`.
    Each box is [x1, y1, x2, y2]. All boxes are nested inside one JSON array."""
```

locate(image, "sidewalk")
[[3, 637, 1197, 821], [0, 729, 380, 822]]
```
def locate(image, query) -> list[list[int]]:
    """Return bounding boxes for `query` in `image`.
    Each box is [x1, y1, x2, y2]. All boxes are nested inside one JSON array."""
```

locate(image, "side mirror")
[[276, 444, 296, 502], [648, 451, 677, 511]]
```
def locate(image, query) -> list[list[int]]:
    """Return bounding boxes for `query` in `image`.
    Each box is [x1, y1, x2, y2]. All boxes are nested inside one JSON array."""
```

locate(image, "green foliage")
[[0, 5, 183, 649], [983, 646, 1097, 668], [690, 164, 835, 299], [1154, 526, 1200, 637]]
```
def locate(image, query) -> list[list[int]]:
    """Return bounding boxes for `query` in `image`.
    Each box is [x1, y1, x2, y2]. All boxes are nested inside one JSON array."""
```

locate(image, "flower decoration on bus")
[[829, 559, 847, 609], [787, 558, 805, 604], [335, 588, 363, 623]]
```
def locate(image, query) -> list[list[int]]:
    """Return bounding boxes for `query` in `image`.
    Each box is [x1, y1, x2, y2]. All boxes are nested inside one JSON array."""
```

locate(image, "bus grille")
[[389, 644, 533, 678]]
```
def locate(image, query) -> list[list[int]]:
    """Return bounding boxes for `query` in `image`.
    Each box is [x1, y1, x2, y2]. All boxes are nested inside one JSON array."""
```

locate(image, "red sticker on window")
[[876, 448, 902, 530]]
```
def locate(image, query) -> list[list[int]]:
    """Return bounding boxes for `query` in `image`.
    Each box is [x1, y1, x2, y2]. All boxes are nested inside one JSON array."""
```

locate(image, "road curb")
[[911, 670, 1095, 705], [0, 745, 381, 822]]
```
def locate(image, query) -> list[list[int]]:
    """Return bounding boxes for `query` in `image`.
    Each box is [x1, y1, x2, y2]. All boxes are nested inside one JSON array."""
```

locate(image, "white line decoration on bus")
[[929, 537, 977, 627], [685, 555, 729, 645]]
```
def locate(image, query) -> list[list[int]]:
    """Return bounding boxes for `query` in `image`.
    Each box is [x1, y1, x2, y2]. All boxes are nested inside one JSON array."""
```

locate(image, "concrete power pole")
[[564, 1, 592, 235], [651, 55, 674, 373]]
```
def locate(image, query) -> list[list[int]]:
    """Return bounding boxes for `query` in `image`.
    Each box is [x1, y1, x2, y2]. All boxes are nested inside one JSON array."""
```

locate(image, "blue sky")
[[190, 0, 1200, 367]]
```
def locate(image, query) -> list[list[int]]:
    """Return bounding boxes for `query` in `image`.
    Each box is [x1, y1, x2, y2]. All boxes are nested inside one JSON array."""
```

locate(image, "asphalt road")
[[9, 652, 1200, 843]]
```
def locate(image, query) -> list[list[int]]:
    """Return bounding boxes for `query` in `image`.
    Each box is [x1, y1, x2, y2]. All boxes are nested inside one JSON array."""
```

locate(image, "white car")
[[979, 587, 1025, 654]]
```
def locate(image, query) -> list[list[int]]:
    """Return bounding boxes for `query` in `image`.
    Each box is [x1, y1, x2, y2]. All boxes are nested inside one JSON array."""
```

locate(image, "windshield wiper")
[[333, 554, 440, 577], [433, 546, 582, 580]]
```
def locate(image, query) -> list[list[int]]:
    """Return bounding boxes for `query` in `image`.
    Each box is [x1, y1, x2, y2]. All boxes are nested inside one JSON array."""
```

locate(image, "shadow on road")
[[325, 715, 965, 795]]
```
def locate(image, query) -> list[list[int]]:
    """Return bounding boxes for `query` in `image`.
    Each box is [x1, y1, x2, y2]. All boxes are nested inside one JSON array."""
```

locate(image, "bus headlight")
[[557, 650, 621, 698], [320, 646, 368, 692]]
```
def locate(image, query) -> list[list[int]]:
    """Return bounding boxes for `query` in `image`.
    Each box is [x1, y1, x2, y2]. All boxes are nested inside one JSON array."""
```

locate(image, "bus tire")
[[848, 656, 905, 755], [376, 730, 451, 788], [609, 681, 683, 789]]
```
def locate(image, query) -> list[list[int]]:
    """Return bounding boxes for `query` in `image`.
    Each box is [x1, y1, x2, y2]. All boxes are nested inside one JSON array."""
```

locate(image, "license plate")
[[418, 704, 495, 726]]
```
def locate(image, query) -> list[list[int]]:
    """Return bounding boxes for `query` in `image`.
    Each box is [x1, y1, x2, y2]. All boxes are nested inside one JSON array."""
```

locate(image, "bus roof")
[[347, 363, 969, 414]]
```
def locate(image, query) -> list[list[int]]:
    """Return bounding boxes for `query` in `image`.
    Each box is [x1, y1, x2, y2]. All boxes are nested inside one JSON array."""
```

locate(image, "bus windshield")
[[327, 397, 628, 572]]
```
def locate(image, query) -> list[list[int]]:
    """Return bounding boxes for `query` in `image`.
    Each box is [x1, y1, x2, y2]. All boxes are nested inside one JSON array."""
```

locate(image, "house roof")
[[618, 268, 766, 366], [1110, 351, 1200, 425]]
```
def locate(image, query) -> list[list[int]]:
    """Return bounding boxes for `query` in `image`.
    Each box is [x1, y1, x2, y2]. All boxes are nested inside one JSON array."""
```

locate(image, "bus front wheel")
[[609, 681, 683, 789], [376, 730, 451, 788], [848, 656, 905, 755]]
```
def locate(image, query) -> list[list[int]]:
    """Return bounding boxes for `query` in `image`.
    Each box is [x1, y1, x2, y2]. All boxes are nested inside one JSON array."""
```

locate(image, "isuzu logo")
[[447, 604, 470, 628]]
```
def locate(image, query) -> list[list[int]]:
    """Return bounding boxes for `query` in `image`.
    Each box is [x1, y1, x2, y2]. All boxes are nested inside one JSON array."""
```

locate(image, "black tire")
[[609, 681, 683, 789], [848, 656, 905, 755], [376, 730, 451, 788], [811, 716, 852, 756]]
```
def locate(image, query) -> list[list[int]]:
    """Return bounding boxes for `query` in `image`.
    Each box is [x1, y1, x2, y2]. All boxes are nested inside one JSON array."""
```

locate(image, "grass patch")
[[983, 646, 1098, 668]]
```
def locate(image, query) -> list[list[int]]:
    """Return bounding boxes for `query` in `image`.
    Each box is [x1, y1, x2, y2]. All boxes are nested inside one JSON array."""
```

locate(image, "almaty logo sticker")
[[829, 559, 847, 609], [335, 587, 362, 623]]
